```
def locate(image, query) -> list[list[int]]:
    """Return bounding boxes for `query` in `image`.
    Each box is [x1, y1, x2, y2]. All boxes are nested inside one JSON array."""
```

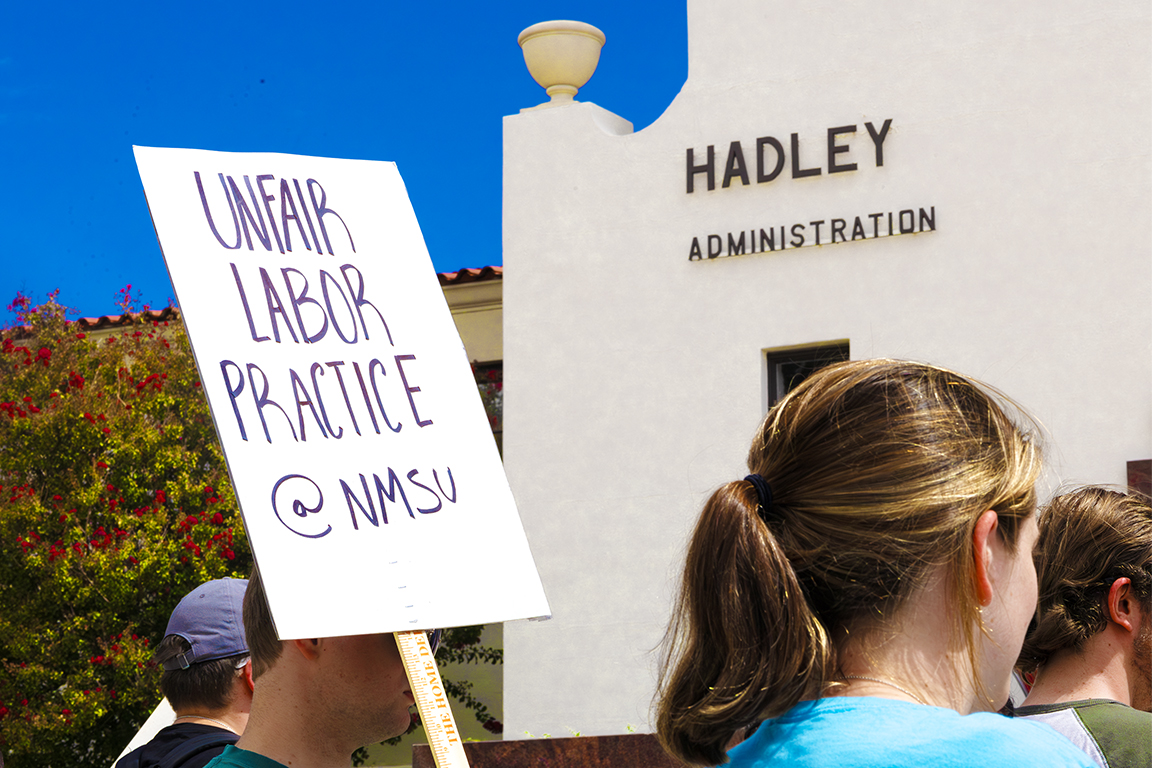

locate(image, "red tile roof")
[[437, 266, 503, 286], [74, 306, 180, 331], [4, 268, 502, 337]]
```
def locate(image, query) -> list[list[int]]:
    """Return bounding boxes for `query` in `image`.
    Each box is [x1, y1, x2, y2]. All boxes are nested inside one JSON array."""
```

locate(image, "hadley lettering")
[[686, 119, 892, 193]]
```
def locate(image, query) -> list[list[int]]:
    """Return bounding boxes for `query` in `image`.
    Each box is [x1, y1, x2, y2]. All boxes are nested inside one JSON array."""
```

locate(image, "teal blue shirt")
[[725, 698, 1097, 767], [203, 745, 287, 768]]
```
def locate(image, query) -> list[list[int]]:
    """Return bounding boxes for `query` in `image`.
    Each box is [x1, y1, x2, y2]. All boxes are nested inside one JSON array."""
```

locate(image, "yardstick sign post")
[[134, 146, 550, 766]]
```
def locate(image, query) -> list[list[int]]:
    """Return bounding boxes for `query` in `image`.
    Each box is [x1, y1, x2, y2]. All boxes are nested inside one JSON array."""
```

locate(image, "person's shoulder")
[[203, 745, 289, 768], [114, 724, 235, 768], [1067, 699, 1152, 726], [1016, 699, 1151, 741], [729, 700, 1096, 768], [1058, 700, 1152, 768], [960, 711, 1098, 766]]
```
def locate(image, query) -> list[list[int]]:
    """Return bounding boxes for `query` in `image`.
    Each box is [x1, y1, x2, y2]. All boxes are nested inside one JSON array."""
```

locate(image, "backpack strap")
[[158, 730, 239, 768], [115, 745, 144, 768]]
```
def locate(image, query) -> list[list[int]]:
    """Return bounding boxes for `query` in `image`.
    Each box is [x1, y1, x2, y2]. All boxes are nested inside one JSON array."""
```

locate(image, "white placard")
[[134, 147, 550, 639], [112, 698, 175, 765]]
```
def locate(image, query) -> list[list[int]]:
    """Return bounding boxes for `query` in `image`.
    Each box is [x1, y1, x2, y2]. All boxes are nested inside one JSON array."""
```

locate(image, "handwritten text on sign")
[[197, 170, 454, 540], [135, 147, 549, 639]]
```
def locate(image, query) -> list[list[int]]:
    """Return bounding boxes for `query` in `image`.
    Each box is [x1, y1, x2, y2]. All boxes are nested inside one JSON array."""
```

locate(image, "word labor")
[[270, 466, 457, 538], [230, 261, 393, 346], [219, 354, 433, 444], [686, 119, 893, 193], [195, 170, 355, 255]]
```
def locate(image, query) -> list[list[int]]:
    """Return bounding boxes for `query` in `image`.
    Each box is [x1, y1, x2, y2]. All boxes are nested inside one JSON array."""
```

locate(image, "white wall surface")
[[502, 0, 1151, 737]]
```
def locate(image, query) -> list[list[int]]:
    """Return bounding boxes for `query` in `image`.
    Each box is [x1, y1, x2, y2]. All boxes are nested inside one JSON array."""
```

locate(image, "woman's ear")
[[972, 509, 1000, 606]]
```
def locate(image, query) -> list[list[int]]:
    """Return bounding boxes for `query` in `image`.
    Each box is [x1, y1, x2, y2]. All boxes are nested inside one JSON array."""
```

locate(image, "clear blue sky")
[[1, 2, 686, 319]]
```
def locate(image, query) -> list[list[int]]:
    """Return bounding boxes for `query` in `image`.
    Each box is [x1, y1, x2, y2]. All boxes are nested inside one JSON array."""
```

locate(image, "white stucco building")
[[501, 0, 1151, 739]]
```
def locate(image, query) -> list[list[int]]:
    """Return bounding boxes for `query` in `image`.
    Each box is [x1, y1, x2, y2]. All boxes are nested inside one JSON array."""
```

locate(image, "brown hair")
[[243, 566, 284, 680], [1018, 487, 1152, 673], [153, 636, 247, 712], [656, 359, 1041, 765]]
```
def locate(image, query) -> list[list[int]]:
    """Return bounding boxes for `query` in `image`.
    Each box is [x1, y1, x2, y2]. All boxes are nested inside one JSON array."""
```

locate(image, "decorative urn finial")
[[517, 20, 606, 107]]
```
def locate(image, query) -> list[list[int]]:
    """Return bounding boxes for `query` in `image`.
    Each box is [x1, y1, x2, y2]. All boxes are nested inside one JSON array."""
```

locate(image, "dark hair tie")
[[744, 474, 774, 519]]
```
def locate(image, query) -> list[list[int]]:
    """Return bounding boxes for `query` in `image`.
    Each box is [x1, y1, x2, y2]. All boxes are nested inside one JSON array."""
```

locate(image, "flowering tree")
[[1, 291, 503, 766], [0, 291, 251, 766]]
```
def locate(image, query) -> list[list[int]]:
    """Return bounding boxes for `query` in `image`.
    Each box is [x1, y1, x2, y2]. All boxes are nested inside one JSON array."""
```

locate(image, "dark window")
[[766, 342, 850, 407]]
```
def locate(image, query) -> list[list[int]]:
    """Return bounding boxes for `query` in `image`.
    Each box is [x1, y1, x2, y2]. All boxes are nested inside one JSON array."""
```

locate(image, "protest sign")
[[133, 147, 550, 640]]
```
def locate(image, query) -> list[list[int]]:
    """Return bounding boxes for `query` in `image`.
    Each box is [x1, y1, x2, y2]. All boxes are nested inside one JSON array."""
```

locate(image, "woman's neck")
[[831, 571, 983, 713]]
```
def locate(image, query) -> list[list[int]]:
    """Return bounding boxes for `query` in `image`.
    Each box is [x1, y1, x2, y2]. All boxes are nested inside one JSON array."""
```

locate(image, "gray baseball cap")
[[162, 578, 249, 670]]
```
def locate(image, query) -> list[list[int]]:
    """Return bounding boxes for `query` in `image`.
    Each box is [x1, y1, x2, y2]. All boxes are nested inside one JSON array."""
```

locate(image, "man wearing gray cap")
[[117, 578, 254, 768]]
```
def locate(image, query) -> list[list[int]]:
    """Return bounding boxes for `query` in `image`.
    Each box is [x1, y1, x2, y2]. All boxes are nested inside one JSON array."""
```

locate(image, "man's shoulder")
[[203, 745, 289, 768], [115, 724, 237, 768], [1016, 698, 1150, 727], [1016, 700, 1150, 768]]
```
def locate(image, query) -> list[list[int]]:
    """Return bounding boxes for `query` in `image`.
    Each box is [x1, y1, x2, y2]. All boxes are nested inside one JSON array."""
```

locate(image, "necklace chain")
[[173, 714, 235, 733], [843, 675, 928, 706]]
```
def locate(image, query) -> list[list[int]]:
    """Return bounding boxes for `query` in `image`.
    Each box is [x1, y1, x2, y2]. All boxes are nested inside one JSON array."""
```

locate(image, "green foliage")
[[0, 292, 252, 765], [351, 624, 505, 766]]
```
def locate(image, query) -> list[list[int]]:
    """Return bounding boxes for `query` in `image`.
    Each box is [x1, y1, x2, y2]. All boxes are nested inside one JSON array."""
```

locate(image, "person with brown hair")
[[117, 578, 253, 768], [656, 359, 1095, 768], [1014, 487, 1152, 768], [203, 567, 440, 767]]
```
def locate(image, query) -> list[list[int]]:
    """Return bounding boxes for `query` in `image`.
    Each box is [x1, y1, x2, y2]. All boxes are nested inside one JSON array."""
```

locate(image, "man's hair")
[[243, 566, 283, 680], [1018, 486, 1152, 673], [153, 636, 247, 711]]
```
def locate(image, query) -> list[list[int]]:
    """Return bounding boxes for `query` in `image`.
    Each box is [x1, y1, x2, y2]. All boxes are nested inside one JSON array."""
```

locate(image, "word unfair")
[[196, 171, 355, 255], [686, 119, 892, 193]]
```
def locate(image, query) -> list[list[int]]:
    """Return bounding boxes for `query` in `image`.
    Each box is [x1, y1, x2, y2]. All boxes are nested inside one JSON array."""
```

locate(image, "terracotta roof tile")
[[5, 268, 500, 335], [437, 266, 503, 286], [74, 306, 181, 330]]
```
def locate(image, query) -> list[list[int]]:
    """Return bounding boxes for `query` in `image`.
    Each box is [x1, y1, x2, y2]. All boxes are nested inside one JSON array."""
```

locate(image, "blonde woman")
[[657, 360, 1095, 768]]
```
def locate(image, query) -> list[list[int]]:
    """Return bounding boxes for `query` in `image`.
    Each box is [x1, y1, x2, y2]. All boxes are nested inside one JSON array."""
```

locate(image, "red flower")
[[155, 489, 167, 504], [76, 333, 86, 339]]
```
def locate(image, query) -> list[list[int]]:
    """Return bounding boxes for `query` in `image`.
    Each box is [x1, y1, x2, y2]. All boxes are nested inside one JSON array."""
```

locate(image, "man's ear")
[[241, 658, 255, 692], [1107, 577, 1137, 634], [972, 509, 1000, 606], [292, 638, 323, 661]]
